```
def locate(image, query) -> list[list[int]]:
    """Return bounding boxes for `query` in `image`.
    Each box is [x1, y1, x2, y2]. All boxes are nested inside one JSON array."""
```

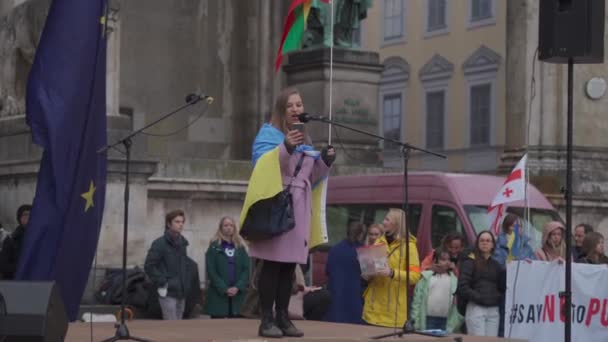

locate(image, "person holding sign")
[[534, 221, 566, 262], [362, 208, 421, 328], [577, 231, 608, 264]]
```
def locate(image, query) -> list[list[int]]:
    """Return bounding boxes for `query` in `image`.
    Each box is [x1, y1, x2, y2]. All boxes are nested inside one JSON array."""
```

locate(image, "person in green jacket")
[[410, 248, 463, 333], [205, 216, 250, 318], [144, 209, 192, 320]]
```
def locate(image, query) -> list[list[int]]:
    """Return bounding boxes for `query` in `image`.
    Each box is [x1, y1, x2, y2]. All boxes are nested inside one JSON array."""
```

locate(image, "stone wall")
[[119, 0, 288, 162]]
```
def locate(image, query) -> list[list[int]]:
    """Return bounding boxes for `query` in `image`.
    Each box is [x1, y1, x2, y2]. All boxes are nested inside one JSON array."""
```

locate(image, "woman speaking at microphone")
[[240, 87, 335, 338]]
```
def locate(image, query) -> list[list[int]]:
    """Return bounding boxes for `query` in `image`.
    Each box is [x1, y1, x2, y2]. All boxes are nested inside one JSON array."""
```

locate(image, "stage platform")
[[66, 318, 526, 342]]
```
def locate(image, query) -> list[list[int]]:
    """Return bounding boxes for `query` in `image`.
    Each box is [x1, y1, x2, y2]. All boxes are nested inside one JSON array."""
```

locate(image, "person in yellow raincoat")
[[362, 208, 421, 327]]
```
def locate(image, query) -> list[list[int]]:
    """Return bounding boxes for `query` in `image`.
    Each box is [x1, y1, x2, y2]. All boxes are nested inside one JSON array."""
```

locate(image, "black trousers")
[[303, 288, 331, 321], [258, 260, 295, 317]]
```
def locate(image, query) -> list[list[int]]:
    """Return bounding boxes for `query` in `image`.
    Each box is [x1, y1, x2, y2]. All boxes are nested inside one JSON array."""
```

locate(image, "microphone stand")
[[97, 95, 208, 342], [303, 116, 449, 339], [0, 291, 6, 315]]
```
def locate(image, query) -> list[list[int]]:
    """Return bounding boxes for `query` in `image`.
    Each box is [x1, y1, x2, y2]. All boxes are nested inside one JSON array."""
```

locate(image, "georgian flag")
[[488, 153, 528, 235], [491, 154, 527, 206]]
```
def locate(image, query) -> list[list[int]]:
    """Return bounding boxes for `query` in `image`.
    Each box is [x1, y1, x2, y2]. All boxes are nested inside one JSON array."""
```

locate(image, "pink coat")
[[248, 143, 330, 264]]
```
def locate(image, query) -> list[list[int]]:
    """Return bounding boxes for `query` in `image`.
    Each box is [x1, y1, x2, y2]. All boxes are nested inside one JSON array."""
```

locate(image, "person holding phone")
[[243, 87, 336, 338]]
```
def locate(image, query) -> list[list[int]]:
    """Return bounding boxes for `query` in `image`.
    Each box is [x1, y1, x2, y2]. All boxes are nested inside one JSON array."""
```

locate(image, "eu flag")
[[17, 0, 108, 321]]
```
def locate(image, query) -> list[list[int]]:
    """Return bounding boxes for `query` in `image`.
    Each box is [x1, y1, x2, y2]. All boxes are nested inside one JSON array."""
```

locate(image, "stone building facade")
[[504, 0, 608, 234]]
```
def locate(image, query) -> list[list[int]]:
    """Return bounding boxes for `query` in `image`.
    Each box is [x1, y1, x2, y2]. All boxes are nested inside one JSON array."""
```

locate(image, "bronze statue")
[[303, 0, 372, 49]]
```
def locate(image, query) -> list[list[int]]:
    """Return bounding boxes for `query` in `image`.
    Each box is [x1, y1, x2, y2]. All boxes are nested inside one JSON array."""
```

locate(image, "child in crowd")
[[366, 223, 383, 246], [411, 248, 463, 332]]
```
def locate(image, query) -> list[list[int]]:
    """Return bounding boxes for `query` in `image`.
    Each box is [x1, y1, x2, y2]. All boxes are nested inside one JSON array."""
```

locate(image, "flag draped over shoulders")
[[241, 123, 328, 248], [17, 0, 108, 321], [251, 123, 318, 165]]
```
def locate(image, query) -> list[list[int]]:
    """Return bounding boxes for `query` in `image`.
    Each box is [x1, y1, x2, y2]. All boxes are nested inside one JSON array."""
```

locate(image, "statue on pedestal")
[[303, 0, 373, 49]]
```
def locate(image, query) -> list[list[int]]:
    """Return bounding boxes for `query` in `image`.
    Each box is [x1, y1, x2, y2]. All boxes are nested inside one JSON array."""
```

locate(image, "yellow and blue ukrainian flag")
[[240, 124, 328, 248]]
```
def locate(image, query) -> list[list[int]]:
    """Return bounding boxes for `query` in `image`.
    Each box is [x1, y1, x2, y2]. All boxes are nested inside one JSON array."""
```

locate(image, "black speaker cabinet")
[[539, 0, 605, 63], [0, 281, 68, 342]]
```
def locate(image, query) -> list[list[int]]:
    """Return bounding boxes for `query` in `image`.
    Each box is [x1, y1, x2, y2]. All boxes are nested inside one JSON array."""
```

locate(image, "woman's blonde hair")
[[386, 208, 407, 238], [210, 216, 246, 248]]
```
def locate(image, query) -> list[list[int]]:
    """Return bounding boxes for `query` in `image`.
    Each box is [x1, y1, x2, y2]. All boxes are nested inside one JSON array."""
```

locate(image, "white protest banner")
[[505, 261, 608, 342]]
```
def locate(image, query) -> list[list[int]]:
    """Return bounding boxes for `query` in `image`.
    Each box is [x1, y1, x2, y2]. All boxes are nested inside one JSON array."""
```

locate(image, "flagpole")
[[522, 153, 529, 251], [328, 0, 334, 145], [563, 57, 574, 342]]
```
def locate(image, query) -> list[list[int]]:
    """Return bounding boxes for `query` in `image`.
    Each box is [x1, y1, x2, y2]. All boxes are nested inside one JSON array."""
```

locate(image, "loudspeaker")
[[0, 281, 68, 342], [539, 0, 605, 63]]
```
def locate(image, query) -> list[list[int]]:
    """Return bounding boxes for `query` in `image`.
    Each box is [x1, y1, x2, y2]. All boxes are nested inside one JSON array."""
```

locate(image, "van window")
[[326, 204, 422, 245], [431, 205, 465, 248]]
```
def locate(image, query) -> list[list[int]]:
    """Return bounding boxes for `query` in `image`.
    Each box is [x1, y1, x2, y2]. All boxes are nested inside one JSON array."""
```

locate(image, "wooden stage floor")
[[66, 318, 526, 342]]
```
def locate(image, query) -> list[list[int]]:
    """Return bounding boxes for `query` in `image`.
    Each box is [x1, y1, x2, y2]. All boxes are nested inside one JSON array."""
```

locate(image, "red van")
[[310, 172, 561, 285]]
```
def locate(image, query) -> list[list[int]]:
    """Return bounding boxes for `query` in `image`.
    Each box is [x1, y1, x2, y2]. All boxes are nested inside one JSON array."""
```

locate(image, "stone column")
[[94, 2, 160, 270], [283, 48, 383, 166]]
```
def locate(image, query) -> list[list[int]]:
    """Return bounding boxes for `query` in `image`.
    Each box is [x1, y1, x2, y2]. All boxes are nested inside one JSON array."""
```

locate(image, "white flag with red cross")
[[488, 154, 528, 234]]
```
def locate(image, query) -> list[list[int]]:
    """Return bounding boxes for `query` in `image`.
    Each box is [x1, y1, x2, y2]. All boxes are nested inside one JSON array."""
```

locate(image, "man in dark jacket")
[[0, 204, 32, 279], [144, 209, 192, 320]]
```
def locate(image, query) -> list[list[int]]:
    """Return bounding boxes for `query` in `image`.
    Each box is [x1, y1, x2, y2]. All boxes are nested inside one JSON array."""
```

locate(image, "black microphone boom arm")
[[297, 112, 445, 158]]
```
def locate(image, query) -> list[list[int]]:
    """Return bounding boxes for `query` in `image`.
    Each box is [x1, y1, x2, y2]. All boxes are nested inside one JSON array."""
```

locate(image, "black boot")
[[276, 310, 304, 337], [258, 313, 283, 338]]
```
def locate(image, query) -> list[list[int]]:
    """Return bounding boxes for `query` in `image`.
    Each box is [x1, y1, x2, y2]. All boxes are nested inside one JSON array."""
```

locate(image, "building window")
[[384, 0, 404, 41], [427, 0, 447, 32], [471, 0, 493, 21], [379, 56, 409, 166], [463, 45, 500, 149], [383, 94, 402, 151], [426, 90, 445, 149], [431, 205, 465, 248], [470, 83, 491, 146]]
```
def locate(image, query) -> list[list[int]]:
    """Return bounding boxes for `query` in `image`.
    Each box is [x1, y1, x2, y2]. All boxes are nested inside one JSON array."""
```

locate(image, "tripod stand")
[[297, 113, 446, 338], [97, 94, 211, 341]]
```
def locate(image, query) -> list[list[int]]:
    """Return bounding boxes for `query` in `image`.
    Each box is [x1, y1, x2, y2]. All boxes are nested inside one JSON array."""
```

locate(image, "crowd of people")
[[132, 204, 605, 339], [2, 87, 608, 340]]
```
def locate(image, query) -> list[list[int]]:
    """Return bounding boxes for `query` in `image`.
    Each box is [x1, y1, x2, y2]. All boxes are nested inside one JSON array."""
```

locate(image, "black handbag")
[[241, 154, 305, 241]]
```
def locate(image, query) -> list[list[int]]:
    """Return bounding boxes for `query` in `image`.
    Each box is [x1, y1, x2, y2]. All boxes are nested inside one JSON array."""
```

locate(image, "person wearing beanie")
[[0, 204, 32, 279]]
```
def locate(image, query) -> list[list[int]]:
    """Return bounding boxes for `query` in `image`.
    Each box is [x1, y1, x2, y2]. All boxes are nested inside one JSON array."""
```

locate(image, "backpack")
[[95, 266, 152, 308]]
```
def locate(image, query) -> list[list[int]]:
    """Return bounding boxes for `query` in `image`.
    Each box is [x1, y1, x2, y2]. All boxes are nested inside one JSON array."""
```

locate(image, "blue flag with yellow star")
[[16, 0, 108, 321]]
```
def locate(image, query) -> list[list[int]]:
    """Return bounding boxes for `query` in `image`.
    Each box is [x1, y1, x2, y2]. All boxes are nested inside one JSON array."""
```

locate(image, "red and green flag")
[[275, 0, 330, 72]]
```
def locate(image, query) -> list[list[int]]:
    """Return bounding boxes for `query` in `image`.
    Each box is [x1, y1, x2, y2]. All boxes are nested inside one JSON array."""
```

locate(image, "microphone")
[[185, 93, 214, 104], [297, 112, 325, 123]]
